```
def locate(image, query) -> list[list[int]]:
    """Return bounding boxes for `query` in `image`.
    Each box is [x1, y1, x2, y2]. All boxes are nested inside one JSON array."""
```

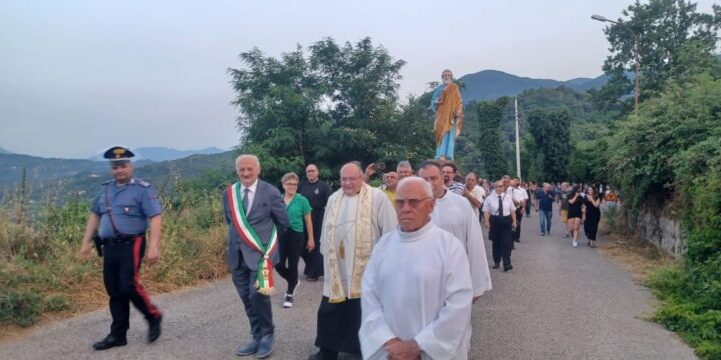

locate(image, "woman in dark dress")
[[583, 187, 602, 247], [567, 186, 584, 248]]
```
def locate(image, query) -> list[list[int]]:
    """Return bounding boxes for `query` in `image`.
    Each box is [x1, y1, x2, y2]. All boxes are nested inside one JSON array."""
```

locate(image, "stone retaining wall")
[[633, 201, 685, 258]]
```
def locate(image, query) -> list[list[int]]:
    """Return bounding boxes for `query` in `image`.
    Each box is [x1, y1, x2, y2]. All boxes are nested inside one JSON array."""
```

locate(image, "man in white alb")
[[359, 176, 473, 360], [418, 161, 492, 301], [311, 162, 397, 360]]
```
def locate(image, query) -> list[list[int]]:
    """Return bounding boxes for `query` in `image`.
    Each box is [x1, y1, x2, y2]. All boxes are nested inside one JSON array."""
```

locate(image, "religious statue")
[[431, 69, 464, 161]]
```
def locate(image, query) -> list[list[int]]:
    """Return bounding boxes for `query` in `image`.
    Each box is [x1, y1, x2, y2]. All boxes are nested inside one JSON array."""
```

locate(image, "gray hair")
[[235, 154, 260, 170], [397, 176, 433, 198], [341, 161, 364, 176], [397, 160, 412, 169]]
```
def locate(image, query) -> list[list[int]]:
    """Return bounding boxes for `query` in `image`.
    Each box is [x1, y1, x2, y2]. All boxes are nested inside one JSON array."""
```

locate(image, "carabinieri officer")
[[79, 146, 163, 350]]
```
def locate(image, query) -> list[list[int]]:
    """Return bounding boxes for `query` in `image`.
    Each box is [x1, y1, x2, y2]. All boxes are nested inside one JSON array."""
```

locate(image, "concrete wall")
[[633, 201, 685, 259]]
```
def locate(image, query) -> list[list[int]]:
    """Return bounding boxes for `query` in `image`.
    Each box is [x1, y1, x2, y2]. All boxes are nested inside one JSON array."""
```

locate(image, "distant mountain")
[[56, 151, 238, 201], [0, 153, 109, 187], [90, 146, 227, 162], [0, 153, 155, 201], [458, 70, 607, 103], [0, 147, 13, 154]]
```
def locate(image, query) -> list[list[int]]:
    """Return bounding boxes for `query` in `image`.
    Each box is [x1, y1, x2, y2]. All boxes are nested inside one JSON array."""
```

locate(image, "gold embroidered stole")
[[324, 184, 373, 303]]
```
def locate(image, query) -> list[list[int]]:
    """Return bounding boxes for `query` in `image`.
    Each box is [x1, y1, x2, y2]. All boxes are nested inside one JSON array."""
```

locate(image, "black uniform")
[[298, 179, 331, 279]]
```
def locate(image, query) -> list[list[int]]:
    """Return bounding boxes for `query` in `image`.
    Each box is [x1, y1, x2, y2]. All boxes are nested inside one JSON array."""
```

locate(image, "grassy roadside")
[[0, 186, 229, 341], [597, 204, 721, 360]]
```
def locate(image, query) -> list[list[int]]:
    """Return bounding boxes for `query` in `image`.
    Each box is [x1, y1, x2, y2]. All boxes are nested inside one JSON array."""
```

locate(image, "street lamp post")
[[592, 14, 640, 112]]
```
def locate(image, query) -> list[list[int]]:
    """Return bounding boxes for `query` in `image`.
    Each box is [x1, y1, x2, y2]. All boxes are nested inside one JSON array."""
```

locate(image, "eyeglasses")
[[340, 176, 361, 183], [284, 183, 298, 186], [394, 197, 431, 208]]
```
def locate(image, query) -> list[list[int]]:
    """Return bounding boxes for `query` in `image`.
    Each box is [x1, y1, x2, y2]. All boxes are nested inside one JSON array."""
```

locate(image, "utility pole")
[[515, 97, 521, 180]]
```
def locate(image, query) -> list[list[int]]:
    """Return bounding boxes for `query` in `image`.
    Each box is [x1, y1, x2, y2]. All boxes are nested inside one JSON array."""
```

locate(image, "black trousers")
[[489, 215, 513, 268], [301, 210, 324, 278], [102, 236, 161, 338], [231, 250, 274, 341], [512, 208, 524, 242], [276, 229, 304, 294]]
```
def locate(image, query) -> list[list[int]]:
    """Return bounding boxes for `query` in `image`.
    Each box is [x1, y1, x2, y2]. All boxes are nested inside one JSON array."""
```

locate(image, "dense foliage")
[[526, 110, 571, 181], [470, 97, 510, 180], [228, 37, 433, 183], [593, 3, 721, 357], [618, 75, 721, 359]]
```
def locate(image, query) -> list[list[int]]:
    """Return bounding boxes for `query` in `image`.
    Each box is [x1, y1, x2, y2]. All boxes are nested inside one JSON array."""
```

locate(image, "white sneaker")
[[572, 240, 578, 247], [283, 294, 294, 308]]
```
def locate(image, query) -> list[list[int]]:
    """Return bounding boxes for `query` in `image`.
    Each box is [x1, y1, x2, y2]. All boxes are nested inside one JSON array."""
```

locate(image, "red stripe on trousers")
[[133, 236, 161, 318]]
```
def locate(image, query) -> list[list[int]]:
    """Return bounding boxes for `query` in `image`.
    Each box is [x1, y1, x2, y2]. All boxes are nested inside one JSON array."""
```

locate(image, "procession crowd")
[[80, 147, 608, 360], [224, 156, 608, 359]]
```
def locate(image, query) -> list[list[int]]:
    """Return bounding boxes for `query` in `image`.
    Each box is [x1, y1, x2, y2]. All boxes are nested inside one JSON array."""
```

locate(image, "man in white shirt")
[[418, 161, 492, 301], [359, 176, 473, 360], [505, 176, 528, 244], [483, 180, 517, 271]]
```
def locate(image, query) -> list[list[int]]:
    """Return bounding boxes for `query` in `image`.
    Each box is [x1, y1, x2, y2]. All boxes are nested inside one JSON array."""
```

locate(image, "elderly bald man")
[[360, 177, 473, 359], [310, 162, 397, 360]]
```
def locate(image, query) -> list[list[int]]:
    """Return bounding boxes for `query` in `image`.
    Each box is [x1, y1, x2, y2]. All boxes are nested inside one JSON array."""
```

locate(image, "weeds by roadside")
[[598, 202, 721, 359], [0, 176, 230, 339]]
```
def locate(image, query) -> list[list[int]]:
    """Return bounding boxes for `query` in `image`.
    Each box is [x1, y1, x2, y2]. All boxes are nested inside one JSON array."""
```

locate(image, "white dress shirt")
[[482, 191, 516, 217], [239, 179, 258, 214]]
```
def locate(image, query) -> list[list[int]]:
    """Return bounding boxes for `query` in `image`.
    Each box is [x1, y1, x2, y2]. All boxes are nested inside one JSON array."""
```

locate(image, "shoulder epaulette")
[[102, 179, 113, 185], [134, 178, 151, 187]]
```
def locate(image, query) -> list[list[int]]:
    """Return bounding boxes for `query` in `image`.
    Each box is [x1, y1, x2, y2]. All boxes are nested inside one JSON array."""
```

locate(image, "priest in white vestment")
[[360, 176, 473, 360], [311, 162, 397, 360], [419, 161, 492, 301]]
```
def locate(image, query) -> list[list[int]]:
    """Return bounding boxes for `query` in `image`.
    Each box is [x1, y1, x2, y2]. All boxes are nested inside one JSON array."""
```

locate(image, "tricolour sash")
[[227, 182, 278, 295]]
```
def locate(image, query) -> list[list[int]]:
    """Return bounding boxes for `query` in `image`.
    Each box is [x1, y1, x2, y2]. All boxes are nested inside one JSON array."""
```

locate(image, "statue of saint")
[[431, 69, 464, 161]]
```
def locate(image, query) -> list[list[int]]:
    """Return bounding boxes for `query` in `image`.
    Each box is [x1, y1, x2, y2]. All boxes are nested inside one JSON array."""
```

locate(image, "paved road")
[[0, 205, 697, 360]]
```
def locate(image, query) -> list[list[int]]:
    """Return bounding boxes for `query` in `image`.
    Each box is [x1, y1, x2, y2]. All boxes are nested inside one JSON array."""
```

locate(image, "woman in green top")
[[276, 172, 314, 308]]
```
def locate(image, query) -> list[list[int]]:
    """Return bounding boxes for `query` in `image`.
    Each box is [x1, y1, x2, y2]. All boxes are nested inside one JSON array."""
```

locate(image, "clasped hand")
[[385, 338, 421, 360]]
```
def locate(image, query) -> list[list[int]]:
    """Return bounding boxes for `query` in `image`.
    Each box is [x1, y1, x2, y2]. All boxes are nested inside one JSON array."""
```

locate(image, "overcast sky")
[[0, 0, 716, 158]]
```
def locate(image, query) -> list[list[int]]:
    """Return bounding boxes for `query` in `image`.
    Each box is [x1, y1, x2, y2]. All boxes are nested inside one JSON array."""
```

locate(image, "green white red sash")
[[227, 182, 278, 295]]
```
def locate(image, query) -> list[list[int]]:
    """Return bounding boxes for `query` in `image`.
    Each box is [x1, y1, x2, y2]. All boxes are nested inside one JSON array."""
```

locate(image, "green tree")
[[597, 0, 721, 108], [228, 46, 323, 182], [229, 37, 426, 183], [476, 97, 510, 180], [527, 110, 571, 181], [610, 74, 721, 359]]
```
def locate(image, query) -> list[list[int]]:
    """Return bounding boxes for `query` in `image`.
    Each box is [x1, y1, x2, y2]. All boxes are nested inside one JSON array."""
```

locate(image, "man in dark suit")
[[223, 154, 289, 358]]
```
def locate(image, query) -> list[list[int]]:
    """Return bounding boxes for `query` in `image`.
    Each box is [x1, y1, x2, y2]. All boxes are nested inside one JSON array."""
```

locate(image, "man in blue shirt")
[[536, 183, 556, 236], [79, 146, 164, 350]]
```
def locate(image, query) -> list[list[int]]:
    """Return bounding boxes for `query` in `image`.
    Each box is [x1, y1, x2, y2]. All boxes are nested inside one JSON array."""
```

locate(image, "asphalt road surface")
[[0, 204, 697, 360]]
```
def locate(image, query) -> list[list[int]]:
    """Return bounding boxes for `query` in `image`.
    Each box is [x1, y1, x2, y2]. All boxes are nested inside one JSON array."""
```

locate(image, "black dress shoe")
[[503, 266, 514, 272], [92, 335, 127, 350], [492, 263, 500, 269], [148, 314, 162, 343]]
